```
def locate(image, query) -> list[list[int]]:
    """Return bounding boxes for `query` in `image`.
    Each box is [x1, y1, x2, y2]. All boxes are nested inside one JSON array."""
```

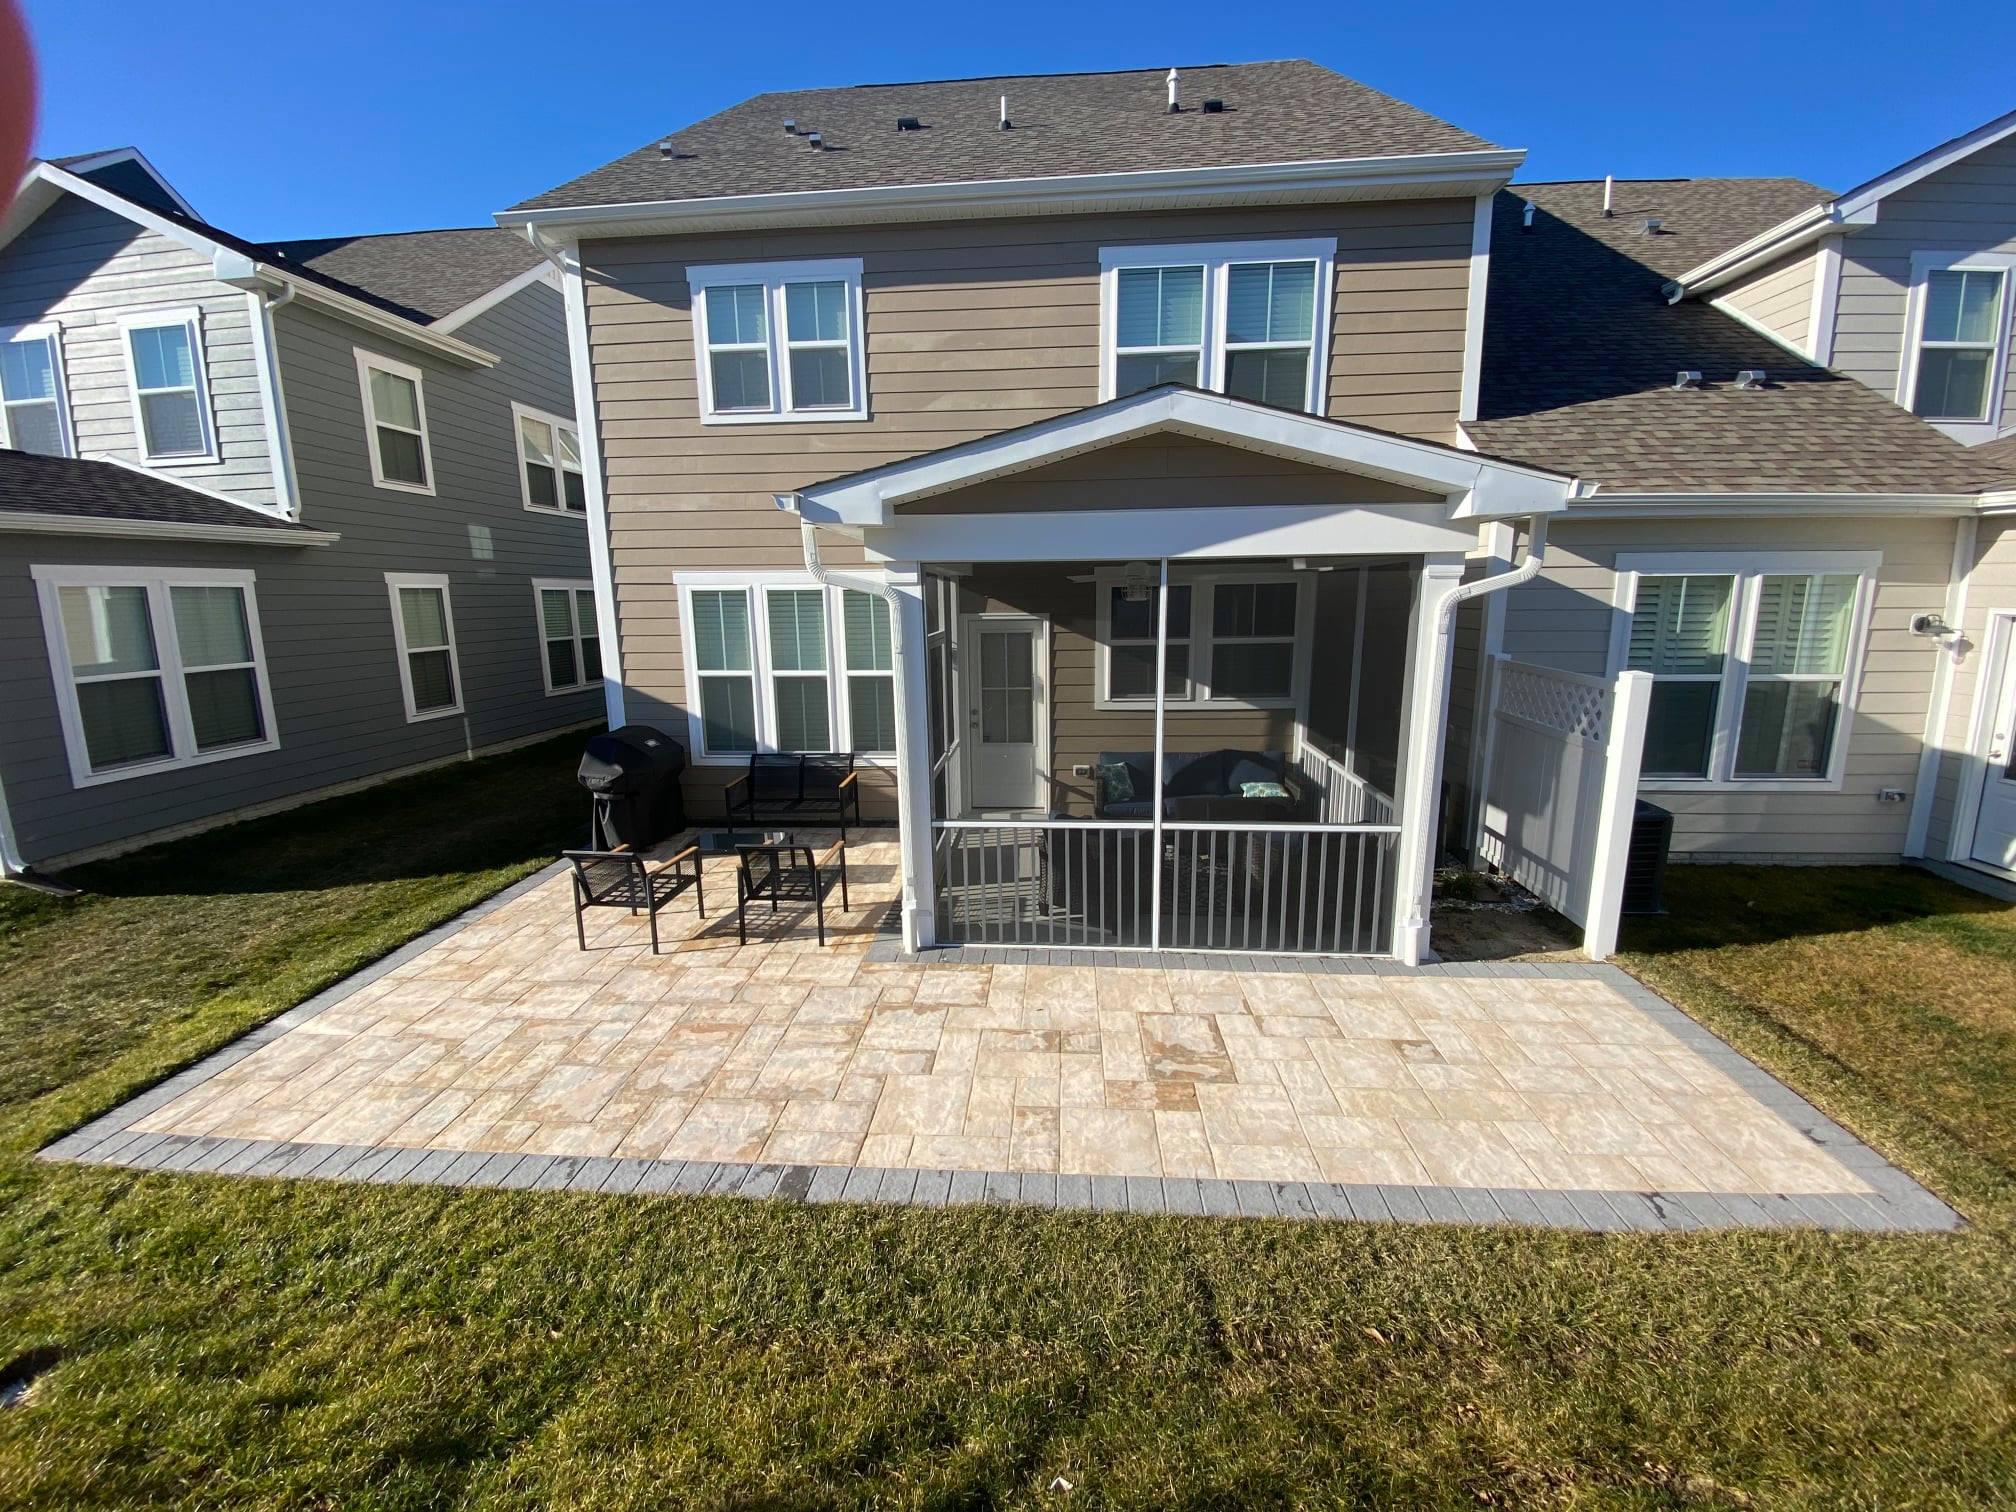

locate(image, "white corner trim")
[[431, 261, 561, 333], [1807, 234, 1843, 366], [243, 290, 301, 516], [354, 347, 437, 496], [118, 305, 219, 464], [383, 571, 464, 722], [1458, 192, 1493, 423], [558, 242, 626, 731]]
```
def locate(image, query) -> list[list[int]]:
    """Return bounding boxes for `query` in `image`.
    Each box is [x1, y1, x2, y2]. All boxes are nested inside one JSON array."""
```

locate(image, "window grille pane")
[[7, 400, 62, 455], [399, 586, 449, 649], [557, 427, 582, 468], [849, 675, 897, 753], [1627, 576, 1731, 675], [546, 639, 579, 689], [788, 346, 851, 408], [785, 280, 849, 342], [1109, 642, 1189, 699], [78, 676, 171, 768], [1914, 347, 1992, 420], [773, 675, 830, 751], [376, 425, 427, 485], [701, 676, 756, 751], [519, 414, 554, 466], [562, 469, 586, 511], [1116, 266, 1203, 347], [1109, 583, 1190, 642], [1212, 582, 1296, 637], [59, 584, 157, 676], [582, 635, 603, 682], [368, 367, 420, 429], [541, 588, 574, 639], [408, 647, 457, 711], [1923, 269, 2003, 344], [525, 462, 559, 508], [843, 589, 893, 669], [170, 585, 252, 667], [1642, 681, 1719, 778], [140, 391, 204, 456], [767, 589, 827, 671], [691, 590, 751, 671], [1226, 261, 1315, 343], [1750, 574, 1856, 676], [130, 324, 195, 390], [1114, 352, 1200, 396], [1, 338, 55, 400], [1735, 680, 1840, 778], [1210, 642, 1294, 699], [1224, 348, 1309, 409], [709, 349, 772, 411], [185, 666, 263, 749], [706, 284, 768, 345]]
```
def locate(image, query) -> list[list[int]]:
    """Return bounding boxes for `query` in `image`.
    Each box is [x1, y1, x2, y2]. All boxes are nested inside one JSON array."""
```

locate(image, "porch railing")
[[1293, 740, 1397, 827], [931, 818, 1400, 955]]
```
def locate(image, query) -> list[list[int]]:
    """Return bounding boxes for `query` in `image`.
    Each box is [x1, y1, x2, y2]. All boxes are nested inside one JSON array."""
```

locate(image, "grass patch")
[[1, 789, 2013, 1504]]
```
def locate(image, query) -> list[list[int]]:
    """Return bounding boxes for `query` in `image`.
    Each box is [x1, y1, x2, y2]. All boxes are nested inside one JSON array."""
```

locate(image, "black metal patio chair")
[[735, 837, 850, 946], [561, 844, 704, 955]]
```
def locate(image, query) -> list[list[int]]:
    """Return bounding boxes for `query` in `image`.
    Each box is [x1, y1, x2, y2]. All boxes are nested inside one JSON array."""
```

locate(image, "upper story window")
[[354, 349, 434, 494], [1100, 239, 1335, 414], [1615, 553, 1875, 788], [32, 564, 279, 787], [1, 324, 72, 456], [687, 258, 868, 424], [120, 309, 215, 462], [1906, 254, 2014, 432], [512, 403, 586, 516]]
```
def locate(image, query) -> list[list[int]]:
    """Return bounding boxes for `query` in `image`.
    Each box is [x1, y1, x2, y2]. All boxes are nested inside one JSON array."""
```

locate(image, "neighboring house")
[[497, 61, 2016, 964], [0, 149, 599, 874]]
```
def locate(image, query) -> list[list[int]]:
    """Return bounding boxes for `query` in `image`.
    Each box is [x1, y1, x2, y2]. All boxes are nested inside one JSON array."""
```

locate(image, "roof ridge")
[[836, 60, 1273, 90]]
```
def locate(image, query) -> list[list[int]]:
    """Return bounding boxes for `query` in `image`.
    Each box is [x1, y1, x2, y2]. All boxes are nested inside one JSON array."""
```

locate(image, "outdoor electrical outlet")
[[1876, 789, 1907, 803]]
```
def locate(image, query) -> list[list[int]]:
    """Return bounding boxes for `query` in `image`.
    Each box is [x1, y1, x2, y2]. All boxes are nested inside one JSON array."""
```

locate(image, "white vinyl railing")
[[931, 817, 1400, 955], [1294, 741, 1397, 828]]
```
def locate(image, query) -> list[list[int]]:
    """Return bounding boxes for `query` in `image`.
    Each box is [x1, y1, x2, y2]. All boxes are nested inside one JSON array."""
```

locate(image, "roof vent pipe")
[[1602, 175, 1614, 217], [1673, 370, 1702, 389], [1167, 68, 1179, 112], [806, 131, 824, 150], [1521, 200, 1535, 231], [783, 118, 797, 135], [999, 95, 1011, 130], [1641, 217, 1663, 235], [1735, 369, 1767, 389]]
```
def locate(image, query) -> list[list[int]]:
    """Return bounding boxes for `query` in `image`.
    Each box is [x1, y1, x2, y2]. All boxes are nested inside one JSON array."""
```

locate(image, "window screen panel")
[[1734, 681, 1841, 778], [843, 589, 893, 670], [1114, 352, 1200, 395], [185, 667, 263, 750], [788, 347, 851, 408], [1641, 680, 1719, 779], [849, 676, 897, 754], [1627, 576, 1732, 675], [1749, 575, 1857, 676], [1225, 262, 1315, 343], [700, 676, 757, 752], [785, 280, 848, 342], [706, 284, 767, 344], [170, 585, 252, 668], [407, 648, 457, 711], [766, 589, 827, 671], [691, 590, 752, 672], [773, 676, 831, 751], [399, 586, 450, 649], [1115, 266, 1203, 348], [59, 584, 157, 676], [78, 677, 171, 769]]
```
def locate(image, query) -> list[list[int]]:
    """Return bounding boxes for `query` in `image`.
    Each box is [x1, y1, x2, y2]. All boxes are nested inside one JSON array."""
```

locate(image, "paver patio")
[[44, 824, 1958, 1233]]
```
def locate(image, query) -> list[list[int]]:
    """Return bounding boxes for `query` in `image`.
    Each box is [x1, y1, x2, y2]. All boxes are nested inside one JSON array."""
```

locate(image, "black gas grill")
[[578, 725, 687, 851]]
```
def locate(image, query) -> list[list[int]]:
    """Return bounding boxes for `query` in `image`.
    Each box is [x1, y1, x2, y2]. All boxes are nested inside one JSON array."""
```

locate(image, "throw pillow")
[[1097, 763, 1136, 806], [1239, 780, 1291, 799]]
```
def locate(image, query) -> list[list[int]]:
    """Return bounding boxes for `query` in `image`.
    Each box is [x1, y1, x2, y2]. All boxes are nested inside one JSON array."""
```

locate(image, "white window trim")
[[1097, 238, 1337, 414], [1607, 550, 1880, 793], [1094, 567, 1315, 713], [354, 348, 436, 496], [510, 401, 586, 518], [532, 578, 598, 695], [384, 571, 463, 722], [672, 569, 893, 765], [119, 306, 217, 464], [1899, 250, 2016, 443], [1, 321, 74, 457], [687, 257, 869, 425], [30, 563, 280, 788]]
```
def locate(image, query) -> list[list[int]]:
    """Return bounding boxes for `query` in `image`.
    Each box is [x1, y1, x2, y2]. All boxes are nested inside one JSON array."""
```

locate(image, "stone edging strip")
[[37, 864, 1965, 1234]]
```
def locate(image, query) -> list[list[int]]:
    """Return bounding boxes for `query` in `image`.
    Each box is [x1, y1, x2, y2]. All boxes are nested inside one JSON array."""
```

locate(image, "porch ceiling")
[[779, 386, 1575, 536]]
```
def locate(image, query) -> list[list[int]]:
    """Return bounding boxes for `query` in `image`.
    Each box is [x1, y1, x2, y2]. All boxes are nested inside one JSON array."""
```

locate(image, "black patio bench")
[[724, 752, 863, 838], [561, 844, 704, 955]]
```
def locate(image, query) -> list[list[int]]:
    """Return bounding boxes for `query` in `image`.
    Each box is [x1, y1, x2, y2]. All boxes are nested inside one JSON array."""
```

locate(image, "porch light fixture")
[[1121, 561, 1154, 603]]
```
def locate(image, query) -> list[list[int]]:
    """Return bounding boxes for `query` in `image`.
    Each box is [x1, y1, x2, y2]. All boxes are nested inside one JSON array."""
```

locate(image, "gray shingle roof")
[[263, 229, 544, 324], [1972, 433, 2016, 489], [511, 60, 1499, 212], [1467, 180, 2001, 494], [0, 450, 319, 533]]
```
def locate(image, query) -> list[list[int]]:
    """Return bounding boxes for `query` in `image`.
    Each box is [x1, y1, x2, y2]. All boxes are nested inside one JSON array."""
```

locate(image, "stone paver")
[[43, 830, 1962, 1232]]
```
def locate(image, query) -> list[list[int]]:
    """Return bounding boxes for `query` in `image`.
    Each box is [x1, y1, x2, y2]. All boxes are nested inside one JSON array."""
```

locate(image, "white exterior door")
[[1972, 630, 2016, 869], [962, 616, 1046, 812]]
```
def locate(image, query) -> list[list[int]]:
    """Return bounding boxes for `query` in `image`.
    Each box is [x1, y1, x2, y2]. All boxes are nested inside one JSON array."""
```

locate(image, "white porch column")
[[885, 562, 936, 952], [1389, 554, 1467, 965]]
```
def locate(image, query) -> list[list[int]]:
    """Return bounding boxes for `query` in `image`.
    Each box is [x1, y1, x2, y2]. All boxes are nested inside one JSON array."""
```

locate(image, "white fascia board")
[[496, 148, 1528, 239], [431, 261, 561, 333], [785, 388, 1570, 526], [0, 511, 337, 545], [4, 162, 222, 261], [45, 148, 201, 217], [211, 250, 500, 368], [1560, 491, 1984, 520]]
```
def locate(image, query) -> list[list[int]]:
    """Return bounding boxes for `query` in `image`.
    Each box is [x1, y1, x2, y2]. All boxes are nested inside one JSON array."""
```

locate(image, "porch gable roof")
[[778, 386, 1575, 528]]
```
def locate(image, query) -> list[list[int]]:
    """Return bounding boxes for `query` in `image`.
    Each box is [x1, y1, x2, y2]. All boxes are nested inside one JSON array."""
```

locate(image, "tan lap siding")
[[583, 199, 1473, 810], [1499, 516, 1955, 862]]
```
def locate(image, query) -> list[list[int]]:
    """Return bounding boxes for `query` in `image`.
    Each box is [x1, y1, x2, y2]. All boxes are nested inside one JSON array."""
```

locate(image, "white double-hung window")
[[512, 403, 586, 515], [1614, 553, 1876, 787], [385, 573, 462, 720], [1101, 239, 1334, 413], [688, 258, 868, 423], [679, 576, 897, 760], [1097, 571, 1309, 710], [1, 323, 71, 456], [355, 349, 435, 493], [534, 579, 600, 693], [121, 309, 215, 461], [1905, 253, 2014, 438], [33, 565, 279, 786]]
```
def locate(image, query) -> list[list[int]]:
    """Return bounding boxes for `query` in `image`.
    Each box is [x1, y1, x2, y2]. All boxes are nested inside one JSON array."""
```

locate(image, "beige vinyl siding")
[[585, 199, 1475, 804], [1712, 247, 1816, 355], [0, 194, 276, 505], [1831, 130, 2016, 429], [1498, 514, 1955, 862], [1922, 516, 2016, 858]]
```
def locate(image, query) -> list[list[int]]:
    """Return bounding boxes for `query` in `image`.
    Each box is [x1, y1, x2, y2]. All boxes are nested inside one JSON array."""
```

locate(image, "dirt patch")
[[1430, 869, 1582, 962]]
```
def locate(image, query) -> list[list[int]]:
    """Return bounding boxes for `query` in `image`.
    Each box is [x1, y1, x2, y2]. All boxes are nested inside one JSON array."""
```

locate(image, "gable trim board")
[[49, 148, 200, 217], [431, 262, 563, 334]]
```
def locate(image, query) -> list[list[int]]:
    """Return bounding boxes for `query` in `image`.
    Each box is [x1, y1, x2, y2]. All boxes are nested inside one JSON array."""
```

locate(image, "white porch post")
[[885, 562, 936, 952], [1389, 554, 1467, 965]]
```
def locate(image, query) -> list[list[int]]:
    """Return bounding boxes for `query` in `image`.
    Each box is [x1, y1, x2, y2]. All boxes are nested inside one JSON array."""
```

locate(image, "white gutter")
[[0, 512, 339, 545], [1563, 492, 1984, 519], [498, 148, 1528, 238], [1664, 203, 1843, 302]]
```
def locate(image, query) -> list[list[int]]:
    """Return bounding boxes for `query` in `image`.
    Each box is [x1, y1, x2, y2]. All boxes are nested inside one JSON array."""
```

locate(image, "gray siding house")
[[0, 149, 599, 872]]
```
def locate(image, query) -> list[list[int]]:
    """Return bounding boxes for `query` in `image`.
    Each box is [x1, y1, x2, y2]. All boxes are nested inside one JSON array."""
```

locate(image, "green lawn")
[[2, 765, 2014, 1506]]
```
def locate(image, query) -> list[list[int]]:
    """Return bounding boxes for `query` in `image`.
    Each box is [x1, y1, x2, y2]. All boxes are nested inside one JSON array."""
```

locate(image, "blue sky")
[[22, 0, 2016, 240]]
